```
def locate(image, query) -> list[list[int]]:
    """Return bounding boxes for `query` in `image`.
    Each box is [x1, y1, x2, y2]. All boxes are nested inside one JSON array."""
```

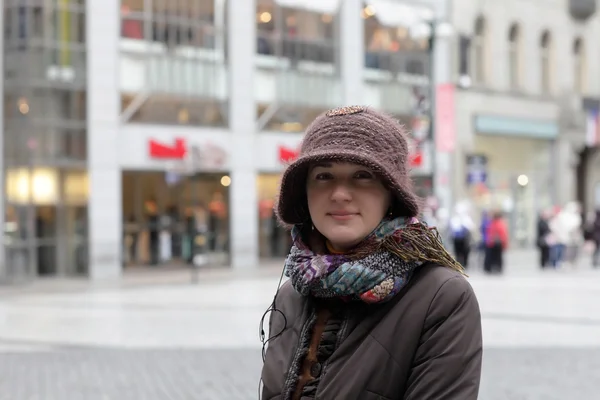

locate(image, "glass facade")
[[256, 0, 342, 133], [362, 2, 431, 116], [122, 171, 231, 267], [2, 0, 88, 282], [120, 0, 228, 126]]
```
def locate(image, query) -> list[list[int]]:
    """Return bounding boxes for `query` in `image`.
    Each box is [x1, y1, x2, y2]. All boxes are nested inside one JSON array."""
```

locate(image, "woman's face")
[[306, 161, 391, 251]]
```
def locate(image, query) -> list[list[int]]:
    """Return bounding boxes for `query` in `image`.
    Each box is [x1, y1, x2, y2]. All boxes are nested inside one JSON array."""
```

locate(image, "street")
[[1, 252, 599, 399]]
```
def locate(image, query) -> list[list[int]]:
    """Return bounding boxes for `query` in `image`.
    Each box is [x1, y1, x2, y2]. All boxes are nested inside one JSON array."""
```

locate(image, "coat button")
[[310, 362, 322, 377]]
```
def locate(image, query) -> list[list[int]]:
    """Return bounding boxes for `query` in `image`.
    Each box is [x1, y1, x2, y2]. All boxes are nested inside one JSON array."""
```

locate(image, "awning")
[[275, 0, 342, 14], [365, 0, 434, 27]]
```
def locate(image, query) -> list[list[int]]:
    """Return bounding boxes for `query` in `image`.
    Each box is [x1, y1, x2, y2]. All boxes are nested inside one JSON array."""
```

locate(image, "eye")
[[354, 170, 374, 179], [314, 172, 333, 180]]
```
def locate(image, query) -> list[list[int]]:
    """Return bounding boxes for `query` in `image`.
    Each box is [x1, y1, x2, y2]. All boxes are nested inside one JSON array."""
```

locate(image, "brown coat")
[[261, 263, 482, 400]]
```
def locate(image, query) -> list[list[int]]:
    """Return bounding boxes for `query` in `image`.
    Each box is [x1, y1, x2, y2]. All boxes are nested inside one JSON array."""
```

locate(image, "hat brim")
[[275, 149, 421, 228]]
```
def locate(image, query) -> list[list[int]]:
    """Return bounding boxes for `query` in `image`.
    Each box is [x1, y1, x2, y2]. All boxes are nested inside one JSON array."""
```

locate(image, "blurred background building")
[[0, 0, 598, 283], [452, 0, 600, 245]]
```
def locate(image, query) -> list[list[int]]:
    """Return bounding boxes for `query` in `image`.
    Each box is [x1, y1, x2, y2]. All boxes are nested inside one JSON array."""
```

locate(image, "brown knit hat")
[[276, 105, 421, 228]]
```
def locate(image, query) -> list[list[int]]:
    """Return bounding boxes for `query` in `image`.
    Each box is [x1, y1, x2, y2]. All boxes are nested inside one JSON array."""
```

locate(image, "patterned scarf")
[[284, 217, 464, 304]]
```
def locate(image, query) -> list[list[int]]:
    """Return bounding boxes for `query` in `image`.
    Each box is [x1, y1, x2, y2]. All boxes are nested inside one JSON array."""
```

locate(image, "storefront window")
[[256, 0, 342, 132], [2, 168, 88, 279], [468, 136, 554, 245], [122, 171, 231, 267], [257, 174, 291, 258], [120, 0, 228, 126]]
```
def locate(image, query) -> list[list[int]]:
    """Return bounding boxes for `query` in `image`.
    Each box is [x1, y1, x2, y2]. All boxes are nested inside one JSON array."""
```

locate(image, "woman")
[[484, 211, 508, 274], [260, 106, 482, 400]]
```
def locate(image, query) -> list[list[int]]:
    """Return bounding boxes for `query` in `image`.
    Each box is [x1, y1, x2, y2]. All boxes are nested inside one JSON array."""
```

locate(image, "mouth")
[[328, 212, 358, 221]]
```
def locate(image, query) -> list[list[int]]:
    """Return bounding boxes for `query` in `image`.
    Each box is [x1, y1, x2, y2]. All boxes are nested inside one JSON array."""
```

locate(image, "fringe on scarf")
[[352, 221, 466, 276]]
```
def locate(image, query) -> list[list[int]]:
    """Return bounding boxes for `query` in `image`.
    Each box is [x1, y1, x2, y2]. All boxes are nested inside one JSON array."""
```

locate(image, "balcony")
[[119, 38, 228, 100], [256, 35, 342, 110], [364, 51, 429, 114]]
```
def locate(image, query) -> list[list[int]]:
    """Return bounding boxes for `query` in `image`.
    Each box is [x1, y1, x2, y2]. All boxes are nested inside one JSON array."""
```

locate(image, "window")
[[472, 16, 486, 84], [508, 23, 521, 90], [121, 0, 224, 49], [256, 0, 337, 63], [120, 0, 228, 126], [540, 31, 552, 94], [363, 3, 429, 75], [573, 37, 586, 93], [255, 0, 342, 132]]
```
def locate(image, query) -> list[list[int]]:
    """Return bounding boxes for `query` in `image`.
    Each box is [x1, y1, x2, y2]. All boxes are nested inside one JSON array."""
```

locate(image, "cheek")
[[359, 188, 391, 218], [306, 186, 326, 212]]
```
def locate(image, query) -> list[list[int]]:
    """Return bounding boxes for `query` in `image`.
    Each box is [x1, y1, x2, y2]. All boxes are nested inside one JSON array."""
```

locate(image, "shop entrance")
[[122, 171, 230, 268]]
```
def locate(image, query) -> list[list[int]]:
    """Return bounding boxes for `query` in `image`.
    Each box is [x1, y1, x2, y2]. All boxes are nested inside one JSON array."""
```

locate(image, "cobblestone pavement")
[[1, 345, 600, 400], [1, 254, 600, 399]]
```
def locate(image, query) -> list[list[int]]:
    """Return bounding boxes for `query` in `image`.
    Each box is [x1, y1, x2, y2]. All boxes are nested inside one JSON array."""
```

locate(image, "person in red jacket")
[[484, 211, 509, 274]]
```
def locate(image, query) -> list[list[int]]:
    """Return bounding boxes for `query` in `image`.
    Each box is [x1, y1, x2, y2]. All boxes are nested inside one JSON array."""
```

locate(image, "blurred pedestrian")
[[536, 209, 552, 268], [549, 203, 581, 268], [260, 106, 482, 400], [479, 210, 491, 268], [449, 202, 475, 268], [484, 211, 508, 274]]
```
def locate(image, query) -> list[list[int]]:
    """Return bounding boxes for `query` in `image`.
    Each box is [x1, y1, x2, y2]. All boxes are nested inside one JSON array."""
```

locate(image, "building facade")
[[1, 0, 440, 282], [4, 0, 597, 283], [451, 0, 600, 243]]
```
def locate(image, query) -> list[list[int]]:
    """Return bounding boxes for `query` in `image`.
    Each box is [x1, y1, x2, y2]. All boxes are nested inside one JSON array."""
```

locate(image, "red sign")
[[435, 83, 456, 153], [278, 145, 300, 163], [409, 151, 423, 167], [149, 138, 187, 159]]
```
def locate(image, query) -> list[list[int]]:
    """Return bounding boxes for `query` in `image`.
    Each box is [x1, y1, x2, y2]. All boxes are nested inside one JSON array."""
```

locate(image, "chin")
[[324, 228, 364, 250]]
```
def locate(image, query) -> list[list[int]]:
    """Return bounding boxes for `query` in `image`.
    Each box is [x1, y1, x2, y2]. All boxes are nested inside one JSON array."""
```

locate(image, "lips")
[[328, 212, 358, 221]]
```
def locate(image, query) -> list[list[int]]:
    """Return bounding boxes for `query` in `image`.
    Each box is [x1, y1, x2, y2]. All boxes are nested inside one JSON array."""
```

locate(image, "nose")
[[330, 182, 352, 203]]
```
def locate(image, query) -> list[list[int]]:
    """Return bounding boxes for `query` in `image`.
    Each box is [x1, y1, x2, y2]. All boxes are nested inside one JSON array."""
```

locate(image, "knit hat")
[[276, 105, 421, 228]]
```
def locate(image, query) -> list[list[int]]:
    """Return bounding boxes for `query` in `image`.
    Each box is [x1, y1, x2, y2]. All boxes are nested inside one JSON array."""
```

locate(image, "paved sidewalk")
[[1, 262, 600, 399], [0, 258, 286, 298]]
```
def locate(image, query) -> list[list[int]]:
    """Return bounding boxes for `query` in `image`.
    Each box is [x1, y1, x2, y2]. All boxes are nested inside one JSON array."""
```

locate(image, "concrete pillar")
[[228, 0, 259, 269], [339, 0, 364, 105], [86, 0, 122, 280], [0, 6, 5, 281]]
